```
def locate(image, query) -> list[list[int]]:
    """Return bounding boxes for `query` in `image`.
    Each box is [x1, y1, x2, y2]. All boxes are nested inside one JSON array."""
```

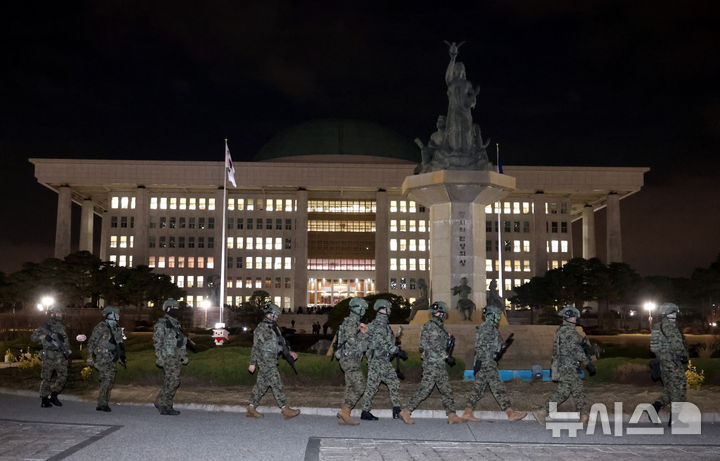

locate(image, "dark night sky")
[[1, 1, 719, 277]]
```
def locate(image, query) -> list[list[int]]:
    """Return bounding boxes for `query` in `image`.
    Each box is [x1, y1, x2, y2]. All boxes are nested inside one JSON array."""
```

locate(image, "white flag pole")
[[219, 139, 229, 326], [496, 142, 503, 299]]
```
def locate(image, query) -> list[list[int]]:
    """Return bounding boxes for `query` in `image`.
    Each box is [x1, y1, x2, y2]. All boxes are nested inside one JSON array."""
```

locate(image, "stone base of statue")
[[410, 310, 509, 326], [402, 169, 515, 323]]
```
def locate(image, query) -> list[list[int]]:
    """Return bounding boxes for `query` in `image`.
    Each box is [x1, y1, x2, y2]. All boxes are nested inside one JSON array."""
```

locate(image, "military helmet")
[[430, 301, 449, 315], [162, 298, 179, 311], [263, 303, 282, 316], [661, 303, 679, 316], [374, 299, 392, 312], [349, 298, 368, 316], [559, 305, 581, 320], [483, 304, 502, 316], [48, 305, 64, 314], [102, 306, 119, 317]]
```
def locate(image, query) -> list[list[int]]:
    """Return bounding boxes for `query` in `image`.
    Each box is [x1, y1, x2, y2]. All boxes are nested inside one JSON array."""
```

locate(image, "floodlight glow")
[[41, 296, 54, 308], [215, 322, 225, 329], [201, 300, 211, 310], [36, 303, 44, 311], [643, 302, 657, 312]]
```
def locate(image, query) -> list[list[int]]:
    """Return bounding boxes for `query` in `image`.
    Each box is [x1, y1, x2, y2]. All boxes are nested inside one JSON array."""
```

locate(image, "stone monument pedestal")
[[402, 169, 515, 322]]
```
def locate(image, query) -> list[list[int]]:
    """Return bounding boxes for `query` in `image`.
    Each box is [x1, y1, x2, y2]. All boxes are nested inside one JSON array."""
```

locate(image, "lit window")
[[486, 259, 493, 271], [409, 258, 416, 271], [419, 240, 426, 251], [237, 198, 245, 210], [179, 197, 186, 210], [111, 197, 119, 209], [247, 199, 254, 211], [275, 237, 281, 250], [148, 256, 155, 267], [390, 239, 397, 251], [504, 202, 511, 214], [227, 198, 234, 210], [524, 260, 531, 272], [265, 199, 273, 211], [198, 198, 206, 210], [400, 220, 407, 232], [227, 237, 234, 249], [390, 220, 397, 232], [400, 258, 407, 270], [168, 256, 175, 268], [266, 237, 272, 250], [523, 240, 530, 252], [246, 238, 253, 250], [208, 198, 215, 210], [419, 220, 426, 232], [409, 201, 416, 212], [513, 240, 521, 252], [237, 237, 244, 249], [400, 201, 407, 213], [275, 257, 282, 269], [178, 257, 185, 268], [160, 197, 167, 210], [168, 197, 176, 210], [504, 260, 512, 272], [207, 257, 214, 269], [409, 239, 416, 251], [187, 276, 194, 288], [275, 199, 283, 211], [561, 240, 568, 252], [390, 258, 397, 270], [400, 239, 407, 251], [419, 258, 426, 271], [409, 220, 416, 232], [246, 257, 253, 269], [514, 260, 521, 271], [188, 257, 195, 268], [256, 237, 262, 250], [150, 197, 158, 209], [265, 257, 272, 269], [390, 200, 397, 212], [505, 279, 513, 291], [158, 256, 166, 268], [551, 240, 559, 252], [284, 257, 291, 269], [189, 198, 196, 210], [285, 199, 292, 211], [110, 236, 118, 248], [120, 197, 129, 209], [198, 257, 205, 269], [118, 255, 127, 267], [485, 205, 492, 213], [255, 257, 262, 269]]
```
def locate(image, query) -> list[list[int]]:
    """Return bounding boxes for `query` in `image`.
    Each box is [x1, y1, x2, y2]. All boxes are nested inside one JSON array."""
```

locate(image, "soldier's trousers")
[[340, 357, 365, 409], [40, 356, 68, 397], [407, 363, 456, 414], [155, 357, 182, 409], [361, 358, 402, 411], [545, 367, 586, 414], [656, 360, 687, 408], [249, 362, 287, 408], [466, 365, 510, 411], [94, 360, 117, 407]]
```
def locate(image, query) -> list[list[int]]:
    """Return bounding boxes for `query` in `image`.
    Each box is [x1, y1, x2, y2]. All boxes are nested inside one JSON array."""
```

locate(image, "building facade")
[[31, 120, 648, 311]]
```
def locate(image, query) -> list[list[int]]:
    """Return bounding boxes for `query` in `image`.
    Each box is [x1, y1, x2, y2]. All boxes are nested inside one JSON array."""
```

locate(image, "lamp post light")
[[39, 296, 55, 312], [643, 301, 657, 331], [201, 299, 211, 328]]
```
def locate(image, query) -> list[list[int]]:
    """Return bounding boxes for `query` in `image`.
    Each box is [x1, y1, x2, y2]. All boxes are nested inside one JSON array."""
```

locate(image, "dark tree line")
[[0, 251, 184, 311]]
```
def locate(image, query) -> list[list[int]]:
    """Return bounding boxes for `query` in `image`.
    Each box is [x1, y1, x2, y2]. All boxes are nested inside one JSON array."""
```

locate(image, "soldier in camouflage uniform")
[[462, 305, 527, 422], [247, 303, 300, 420], [359, 299, 406, 421], [31, 305, 71, 408], [399, 301, 464, 424], [153, 298, 188, 415], [650, 303, 688, 425], [87, 306, 125, 412], [533, 306, 596, 425], [335, 297, 369, 425]]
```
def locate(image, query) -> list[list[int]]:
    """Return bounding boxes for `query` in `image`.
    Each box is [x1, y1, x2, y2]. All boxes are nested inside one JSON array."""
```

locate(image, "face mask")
[[107, 313, 119, 322], [107, 319, 118, 327], [666, 313, 677, 321], [167, 309, 179, 318]]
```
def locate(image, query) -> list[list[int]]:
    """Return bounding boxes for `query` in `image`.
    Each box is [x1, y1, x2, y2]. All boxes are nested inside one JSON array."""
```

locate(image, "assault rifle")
[[273, 324, 298, 374], [45, 330, 71, 359], [495, 332, 515, 362], [394, 326, 407, 380], [445, 334, 456, 367], [106, 323, 126, 368]]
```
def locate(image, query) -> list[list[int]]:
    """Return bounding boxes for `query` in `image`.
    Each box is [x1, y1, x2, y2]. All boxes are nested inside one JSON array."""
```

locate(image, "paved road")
[[1, 393, 719, 461]]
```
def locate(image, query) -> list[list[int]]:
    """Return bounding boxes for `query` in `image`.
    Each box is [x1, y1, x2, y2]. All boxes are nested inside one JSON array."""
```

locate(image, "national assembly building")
[[30, 118, 648, 312]]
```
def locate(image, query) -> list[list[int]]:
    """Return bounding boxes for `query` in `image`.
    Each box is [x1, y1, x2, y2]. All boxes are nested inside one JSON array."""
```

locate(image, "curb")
[[2, 388, 719, 422]]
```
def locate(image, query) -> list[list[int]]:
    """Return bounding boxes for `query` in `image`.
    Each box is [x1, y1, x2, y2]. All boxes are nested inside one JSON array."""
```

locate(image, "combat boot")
[[41, 396, 52, 408], [505, 408, 527, 422], [360, 410, 378, 421], [399, 408, 414, 424], [447, 412, 463, 424], [96, 405, 111, 412], [246, 404, 263, 418], [281, 405, 300, 420], [160, 407, 180, 415], [336, 406, 358, 425], [49, 392, 63, 407], [462, 407, 481, 422], [532, 409, 547, 426], [392, 406, 401, 419]]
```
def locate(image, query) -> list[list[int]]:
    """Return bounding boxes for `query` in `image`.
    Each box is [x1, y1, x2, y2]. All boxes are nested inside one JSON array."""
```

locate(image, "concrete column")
[[471, 202, 488, 309], [54, 186, 72, 258], [134, 187, 148, 267], [582, 204, 596, 259], [532, 193, 548, 276], [374, 190, 389, 293], [293, 189, 308, 310], [79, 199, 94, 253], [606, 193, 622, 263], [99, 209, 109, 262]]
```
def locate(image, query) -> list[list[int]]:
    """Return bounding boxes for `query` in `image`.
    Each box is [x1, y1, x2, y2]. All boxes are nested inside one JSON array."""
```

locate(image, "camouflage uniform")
[[336, 313, 368, 409], [544, 323, 590, 414], [249, 318, 288, 407], [360, 311, 402, 412], [153, 312, 188, 412], [88, 317, 124, 410], [406, 316, 456, 414], [465, 320, 511, 411], [31, 317, 70, 403], [651, 304, 688, 410]]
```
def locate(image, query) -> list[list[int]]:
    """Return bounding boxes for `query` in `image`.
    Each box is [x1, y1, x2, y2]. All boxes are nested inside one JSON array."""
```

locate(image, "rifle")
[[394, 326, 406, 380], [273, 324, 298, 374], [580, 336, 601, 361], [106, 323, 126, 368], [495, 332, 515, 362], [445, 334, 456, 367], [44, 327, 71, 359], [167, 319, 197, 352]]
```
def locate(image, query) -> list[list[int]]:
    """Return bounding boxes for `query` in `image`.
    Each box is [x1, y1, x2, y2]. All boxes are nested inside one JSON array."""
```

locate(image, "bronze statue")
[[452, 277, 475, 321]]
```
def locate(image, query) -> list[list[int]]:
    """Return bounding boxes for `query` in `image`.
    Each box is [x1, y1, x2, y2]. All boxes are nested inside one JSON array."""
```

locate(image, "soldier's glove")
[[396, 350, 408, 361], [155, 358, 164, 368], [181, 357, 189, 365], [445, 357, 456, 367], [587, 363, 596, 377]]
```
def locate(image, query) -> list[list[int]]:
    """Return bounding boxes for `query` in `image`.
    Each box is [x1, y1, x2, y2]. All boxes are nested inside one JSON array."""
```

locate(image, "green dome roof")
[[255, 119, 419, 163]]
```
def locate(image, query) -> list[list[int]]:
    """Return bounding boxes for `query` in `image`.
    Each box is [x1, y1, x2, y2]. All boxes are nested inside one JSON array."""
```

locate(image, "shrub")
[[686, 360, 705, 390]]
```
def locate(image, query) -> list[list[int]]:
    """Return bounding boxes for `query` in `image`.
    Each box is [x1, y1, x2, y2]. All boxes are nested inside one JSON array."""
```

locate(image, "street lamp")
[[644, 301, 657, 330], [38, 296, 55, 312], [201, 299, 211, 328]]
